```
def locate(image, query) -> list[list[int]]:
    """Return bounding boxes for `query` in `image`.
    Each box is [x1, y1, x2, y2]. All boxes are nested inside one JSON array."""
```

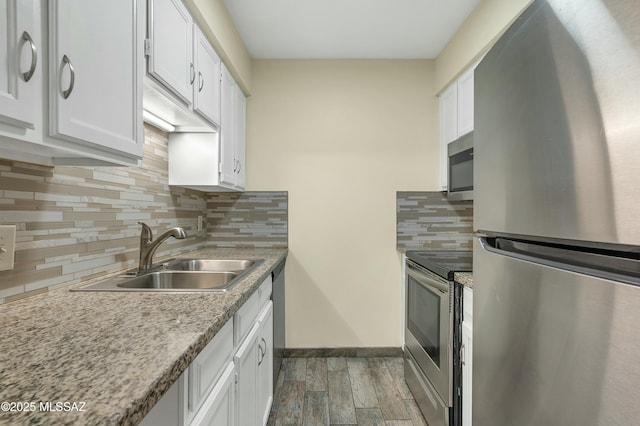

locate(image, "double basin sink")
[[73, 258, 264, 292]]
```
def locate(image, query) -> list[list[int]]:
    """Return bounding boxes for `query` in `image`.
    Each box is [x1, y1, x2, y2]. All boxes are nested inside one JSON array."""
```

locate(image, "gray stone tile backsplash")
[[397, 191, 473, 251], [207, 192, 288, 248], [0, 125, 288, 304]]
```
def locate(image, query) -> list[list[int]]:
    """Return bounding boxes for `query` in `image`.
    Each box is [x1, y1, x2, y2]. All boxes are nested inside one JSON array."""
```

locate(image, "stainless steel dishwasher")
[[271, 257, 286, 388]]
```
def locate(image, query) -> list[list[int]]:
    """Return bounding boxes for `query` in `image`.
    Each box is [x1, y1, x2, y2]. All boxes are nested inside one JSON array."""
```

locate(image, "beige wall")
[[184, 0, 252, 94], [434, 0, 533, 93], [247, 60, 437, 347]]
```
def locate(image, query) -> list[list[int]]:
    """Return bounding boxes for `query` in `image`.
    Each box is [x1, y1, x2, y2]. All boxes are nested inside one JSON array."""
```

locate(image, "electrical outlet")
[[0, 225, 17, 271], [197, 215, 203, 232]]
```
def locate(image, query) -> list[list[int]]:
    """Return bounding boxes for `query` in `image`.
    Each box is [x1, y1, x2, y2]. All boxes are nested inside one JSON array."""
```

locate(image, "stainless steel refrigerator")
[[473, 0, 640, 425]]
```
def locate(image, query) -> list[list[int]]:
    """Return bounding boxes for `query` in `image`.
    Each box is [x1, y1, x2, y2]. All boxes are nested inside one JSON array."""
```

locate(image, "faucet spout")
[[138, 222, 188, 271]]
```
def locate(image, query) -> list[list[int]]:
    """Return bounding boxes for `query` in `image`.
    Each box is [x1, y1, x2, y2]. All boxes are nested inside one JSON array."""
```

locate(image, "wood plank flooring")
[[268, 357, 428, 426]]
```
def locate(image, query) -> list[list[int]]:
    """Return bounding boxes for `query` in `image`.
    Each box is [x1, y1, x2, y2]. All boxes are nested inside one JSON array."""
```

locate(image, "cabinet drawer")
[[259, 276, 273, 309], [187, 318, 234, 421]]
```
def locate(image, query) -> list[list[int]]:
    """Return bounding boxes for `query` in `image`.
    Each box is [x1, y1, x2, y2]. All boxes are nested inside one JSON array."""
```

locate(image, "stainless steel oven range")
[[404, 250, 471, 426]]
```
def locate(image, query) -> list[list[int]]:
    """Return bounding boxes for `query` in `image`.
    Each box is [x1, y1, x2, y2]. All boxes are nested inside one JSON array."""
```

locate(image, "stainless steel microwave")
[[447, 132, 473, 201]]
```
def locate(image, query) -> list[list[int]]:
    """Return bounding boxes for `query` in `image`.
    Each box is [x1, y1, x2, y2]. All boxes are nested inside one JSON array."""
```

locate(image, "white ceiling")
[[223, 0, 481, 59]]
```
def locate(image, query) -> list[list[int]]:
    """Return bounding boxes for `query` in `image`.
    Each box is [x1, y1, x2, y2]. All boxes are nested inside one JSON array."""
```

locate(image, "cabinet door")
[[0, 0, 39, 129], [457, 67, 474, 137], [234, 87, 246, 189], [438, 84, 458, 190], [257, 302, 273, 426], [193, 26, 221, 127], [49, 0, 143, 157], [148, 0, 193, 105], [462, 286, 473, 426], [190, 362, 236, 426], [140, 374, 185, 426], [220, 64, 236, 187], [462, 322, 473, 426], [186, 318, 234, 424], [234, 322, 259, 426]]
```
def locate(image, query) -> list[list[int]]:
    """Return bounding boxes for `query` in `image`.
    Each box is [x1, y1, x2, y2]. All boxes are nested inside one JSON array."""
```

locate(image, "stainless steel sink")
[[117, 271, 237, 290], [163, 258, 255, 272], [72, 258, 264, 292]]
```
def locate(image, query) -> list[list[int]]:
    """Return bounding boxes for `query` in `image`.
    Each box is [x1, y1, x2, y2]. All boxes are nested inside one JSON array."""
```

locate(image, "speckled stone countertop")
[[0, 247, 287, 426], [454, 272, 473, 289]]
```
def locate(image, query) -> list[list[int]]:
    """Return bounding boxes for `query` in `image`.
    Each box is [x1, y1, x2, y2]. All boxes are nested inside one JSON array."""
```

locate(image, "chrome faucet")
[[138, 222, 188, 271]]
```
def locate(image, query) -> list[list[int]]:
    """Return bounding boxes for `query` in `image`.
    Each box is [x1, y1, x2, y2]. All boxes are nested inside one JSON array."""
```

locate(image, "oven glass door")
[[405, 260, 452, 404], [408, 275, 442, 367]]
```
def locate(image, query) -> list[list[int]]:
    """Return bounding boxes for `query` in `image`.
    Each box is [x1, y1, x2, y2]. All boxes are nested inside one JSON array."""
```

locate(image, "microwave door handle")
[[407, 263, 449, 293]]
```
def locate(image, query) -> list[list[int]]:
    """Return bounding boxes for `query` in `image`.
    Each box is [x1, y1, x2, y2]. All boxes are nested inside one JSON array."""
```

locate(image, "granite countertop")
[[0, 247, 287, 426], [454, 272, 473, 289]]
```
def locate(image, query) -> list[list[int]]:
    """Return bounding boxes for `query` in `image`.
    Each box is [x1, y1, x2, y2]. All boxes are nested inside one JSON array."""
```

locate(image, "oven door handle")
[[407, 262, 449, 293]]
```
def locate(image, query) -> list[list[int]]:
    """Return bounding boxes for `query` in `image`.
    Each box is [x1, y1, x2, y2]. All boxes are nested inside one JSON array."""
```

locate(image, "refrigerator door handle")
[[479, 237, 640, 287]]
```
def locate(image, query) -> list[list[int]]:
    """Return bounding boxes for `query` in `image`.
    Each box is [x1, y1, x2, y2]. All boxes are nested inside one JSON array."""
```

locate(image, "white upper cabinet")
[[146, 0, 221, 128], [219, 63, 246, 190], [49, 0, 144, 158], [167, 65, 246, 192], [438, 84, 458, 190], [220, 63, 237, 187], [147, 0, 193, 106], [234, 86, 247, 189], [151, 0, 246, 192], [456, 67, 475, 137], [0, 0, 144, 166], [193, 26, 221, 126], [438, 63, 477, 190], [0, 0, 39, 130]]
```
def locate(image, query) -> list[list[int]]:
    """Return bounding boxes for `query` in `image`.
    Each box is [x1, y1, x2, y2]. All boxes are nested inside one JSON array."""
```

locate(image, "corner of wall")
[[434, 0, 533, 94]]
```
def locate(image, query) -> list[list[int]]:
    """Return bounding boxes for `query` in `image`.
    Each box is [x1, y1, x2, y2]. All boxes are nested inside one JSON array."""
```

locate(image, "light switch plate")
[[0, 225, 17, 271]]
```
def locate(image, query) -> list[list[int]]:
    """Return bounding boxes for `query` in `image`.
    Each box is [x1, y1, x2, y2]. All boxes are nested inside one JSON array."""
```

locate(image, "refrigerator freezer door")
[[474, 0, 640, 245], [473, 238, 640, 426]]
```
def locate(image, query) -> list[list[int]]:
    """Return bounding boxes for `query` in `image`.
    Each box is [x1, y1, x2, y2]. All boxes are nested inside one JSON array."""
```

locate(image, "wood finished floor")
[[268, 357, 428, 426]]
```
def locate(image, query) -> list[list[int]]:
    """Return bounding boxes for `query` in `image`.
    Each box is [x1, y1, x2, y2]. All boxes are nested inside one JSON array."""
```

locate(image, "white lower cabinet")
[[190, 362, 236, 426], [462, 287, 473, 426], [141, 276, 274, 426], [257, 302, 274, 426], [235, 322, 260, 426], [186, 319, 234, 424], [235, 279, 274, 426]]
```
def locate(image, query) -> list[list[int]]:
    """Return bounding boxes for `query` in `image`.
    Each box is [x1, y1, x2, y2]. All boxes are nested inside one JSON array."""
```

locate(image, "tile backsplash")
[[207, 192, 288, 248], [0, 125, 289, 304], [397, 191, 473, 251]]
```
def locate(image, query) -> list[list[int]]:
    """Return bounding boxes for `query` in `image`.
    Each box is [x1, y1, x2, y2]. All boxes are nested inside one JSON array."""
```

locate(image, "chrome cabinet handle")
[[21, 31, 37, 82], [198, 72, 204, 92], [460, 342, 466, 366], [190, 63, 195, 85], [233, 158, 237, 173], [61, 55, 75, 99], [236, 160, 241, 174], [258, 338, 267, 366]]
